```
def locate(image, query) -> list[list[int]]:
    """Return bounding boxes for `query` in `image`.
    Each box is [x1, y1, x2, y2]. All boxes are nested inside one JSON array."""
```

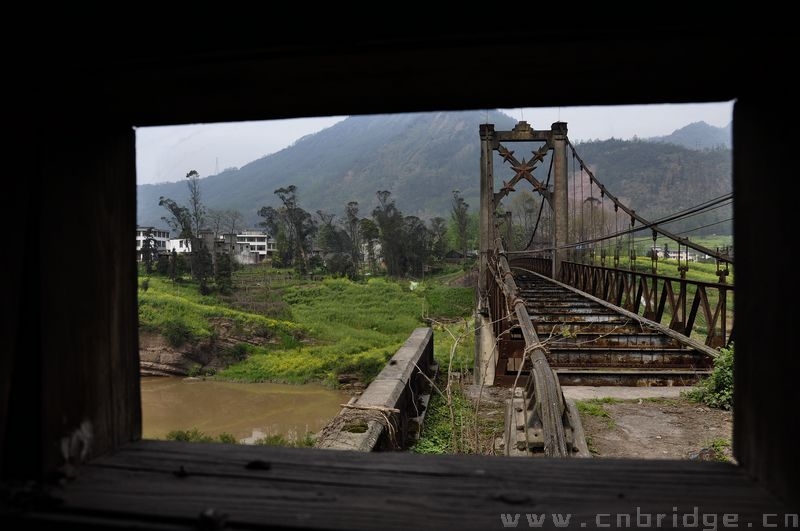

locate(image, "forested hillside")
[[138, 111, 731, 237]]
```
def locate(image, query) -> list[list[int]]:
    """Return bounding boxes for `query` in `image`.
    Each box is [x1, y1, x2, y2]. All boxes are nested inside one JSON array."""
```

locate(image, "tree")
[[158, 197, 192, 239], [451, 190, 470, 267], [159, 170, 211, 291], [401, 215, 430, 278], [206, 207, 225, 271], [258, 185, 317, 273], [316, 209, 359, 279], [223, 209, 243, 253], [214, 252, 233, 294], [140, 228, 157, 274], [359, 217, 379, 275], [257, 206, 289, 266], [372, 191, 405, 276], [344, 201, 362, 278], [428, 216, 448, 262], [186, 170, 205, 238], [168, 249, 178, 282]]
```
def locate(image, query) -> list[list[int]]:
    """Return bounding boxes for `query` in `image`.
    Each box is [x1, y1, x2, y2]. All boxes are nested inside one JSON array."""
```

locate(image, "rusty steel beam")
[[560, 261, 733, 348], [522, 267, 720, 361], [493, 239, 568, 458]]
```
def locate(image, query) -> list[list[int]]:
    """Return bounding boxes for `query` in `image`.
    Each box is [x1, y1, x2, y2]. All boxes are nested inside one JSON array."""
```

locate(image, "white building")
[[167, 238, 192, 254], [135, 227, 170, 261], [235, 229, 276, 264], [135, 227, 275, 264]]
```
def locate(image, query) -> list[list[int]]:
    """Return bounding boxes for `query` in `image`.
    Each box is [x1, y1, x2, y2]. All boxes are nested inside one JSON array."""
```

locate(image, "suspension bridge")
[[474, 121, 734, 458]]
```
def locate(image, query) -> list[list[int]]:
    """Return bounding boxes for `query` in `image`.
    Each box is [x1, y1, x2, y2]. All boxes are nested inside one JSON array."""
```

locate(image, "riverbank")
[[138, 266, 475, 388]]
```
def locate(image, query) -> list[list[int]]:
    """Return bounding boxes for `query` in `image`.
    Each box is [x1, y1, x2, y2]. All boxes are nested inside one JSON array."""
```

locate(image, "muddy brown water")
[[140, 376, 350, 443]]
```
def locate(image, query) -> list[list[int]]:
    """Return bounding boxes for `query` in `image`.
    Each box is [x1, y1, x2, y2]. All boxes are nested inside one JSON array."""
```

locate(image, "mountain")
[[648, 121, 731, 150], [137, 110, 517, 229], [137, 112, 732, 236], [570, 138, 732, 234]]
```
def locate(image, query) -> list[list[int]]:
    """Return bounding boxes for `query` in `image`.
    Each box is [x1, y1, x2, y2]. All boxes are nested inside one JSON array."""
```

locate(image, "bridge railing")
[[486, 255, 553, 373], [507, 256, 553, 278], [559, 261, 733, 348], [315, 328, 436, 451], [486, 246, 571, 457]]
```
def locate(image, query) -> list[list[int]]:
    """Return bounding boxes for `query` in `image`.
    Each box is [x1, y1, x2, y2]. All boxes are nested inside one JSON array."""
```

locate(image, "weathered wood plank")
[[38, 125, 142, 476], [6, 440, 792, 530], [733, 100, 799, 505]]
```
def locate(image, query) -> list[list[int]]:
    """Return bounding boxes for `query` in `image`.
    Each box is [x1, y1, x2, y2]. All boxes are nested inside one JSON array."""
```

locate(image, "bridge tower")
[[476, 120, 568, 387], [478, 120, 569, 303]]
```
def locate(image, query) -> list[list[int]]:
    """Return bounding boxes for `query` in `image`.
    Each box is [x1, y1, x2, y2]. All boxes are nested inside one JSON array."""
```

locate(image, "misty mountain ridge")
[[647, 120, 731, 150], [137, 112, 731, 236]]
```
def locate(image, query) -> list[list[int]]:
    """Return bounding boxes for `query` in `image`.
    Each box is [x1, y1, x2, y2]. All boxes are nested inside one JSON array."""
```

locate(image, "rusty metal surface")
[[492, 270, 714, 386], [490, 244, 569, 457], [560, 261, 734, 347]]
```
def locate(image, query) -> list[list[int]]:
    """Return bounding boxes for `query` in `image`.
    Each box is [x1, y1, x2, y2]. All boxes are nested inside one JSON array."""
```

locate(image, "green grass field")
[[139, 266, 475, 386]]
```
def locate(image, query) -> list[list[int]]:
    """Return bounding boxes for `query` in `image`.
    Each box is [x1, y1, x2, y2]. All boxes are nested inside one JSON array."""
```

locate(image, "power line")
[[678, 217, 734, 235], [566, 138, 732, 263], [516, 198, 733, 255]]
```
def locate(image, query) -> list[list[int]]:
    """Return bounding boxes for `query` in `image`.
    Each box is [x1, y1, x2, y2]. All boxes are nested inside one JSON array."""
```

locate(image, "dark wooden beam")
[[6, 441, 793, 530], [733, 98, 797, 505]]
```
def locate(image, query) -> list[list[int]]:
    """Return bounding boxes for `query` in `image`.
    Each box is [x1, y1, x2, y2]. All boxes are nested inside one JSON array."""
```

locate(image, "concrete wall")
[[316, 328, 435, 451]]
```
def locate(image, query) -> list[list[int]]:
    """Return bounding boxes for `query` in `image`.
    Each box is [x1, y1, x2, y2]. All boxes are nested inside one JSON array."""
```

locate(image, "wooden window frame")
[[2, 27, 796, 528]]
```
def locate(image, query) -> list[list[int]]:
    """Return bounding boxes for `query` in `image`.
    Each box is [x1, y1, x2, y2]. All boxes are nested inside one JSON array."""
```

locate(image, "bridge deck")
[[495, 273, 714, 386]]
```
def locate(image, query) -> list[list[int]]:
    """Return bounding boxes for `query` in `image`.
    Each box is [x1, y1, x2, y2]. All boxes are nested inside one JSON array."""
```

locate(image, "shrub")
[[685, 343, 734, 410], [254, 431, 315, 447], [223, 343, 249, 363], [296, 431, 316, 448], [217, 432, 238, 444], [254, 434, 289, 446], [163, 319, 193, 347], [166, 428, 214, 443], [165, 428, 239, 444]]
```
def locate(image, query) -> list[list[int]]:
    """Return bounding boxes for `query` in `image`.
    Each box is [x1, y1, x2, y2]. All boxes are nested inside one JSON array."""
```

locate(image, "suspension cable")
[[567, 138, 732, 263]]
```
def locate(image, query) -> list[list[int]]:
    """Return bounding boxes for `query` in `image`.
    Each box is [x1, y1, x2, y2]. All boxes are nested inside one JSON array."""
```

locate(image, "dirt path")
[[572, 395, 733, 461], [465, 384, 733, 461]]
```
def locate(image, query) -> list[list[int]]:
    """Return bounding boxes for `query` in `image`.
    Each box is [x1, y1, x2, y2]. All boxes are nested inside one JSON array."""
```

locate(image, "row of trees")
[[258, 186, 475, 279], [151, 171, 243, 293], [152, 172, 479, 286]]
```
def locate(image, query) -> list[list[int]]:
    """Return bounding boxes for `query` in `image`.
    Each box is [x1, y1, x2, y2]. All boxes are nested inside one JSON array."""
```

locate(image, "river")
[[140, 376, 351, 443]]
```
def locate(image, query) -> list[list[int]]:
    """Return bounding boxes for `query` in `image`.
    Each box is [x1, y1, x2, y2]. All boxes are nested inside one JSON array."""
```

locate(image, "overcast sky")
[[135, 101, 734, 185]]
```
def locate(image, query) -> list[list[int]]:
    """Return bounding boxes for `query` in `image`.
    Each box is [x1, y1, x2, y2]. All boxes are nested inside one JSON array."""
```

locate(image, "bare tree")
[[223, 209, 243, 253], [185, 170, 205, 238], [344, 202, 362, 278], [451, 190, 470, 267]]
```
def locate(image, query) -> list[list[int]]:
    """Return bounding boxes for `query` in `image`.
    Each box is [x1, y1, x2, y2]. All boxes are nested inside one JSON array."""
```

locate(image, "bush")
[[254, 431, 315, 447], [163, 319, 193, 347], [166, 428, 214, 442], [217, 432, 238, 444], [254, 434, 290, 446], [165, 428, 239, 444], [223, 343, 249, 363], [686, 344, 734, 410]]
